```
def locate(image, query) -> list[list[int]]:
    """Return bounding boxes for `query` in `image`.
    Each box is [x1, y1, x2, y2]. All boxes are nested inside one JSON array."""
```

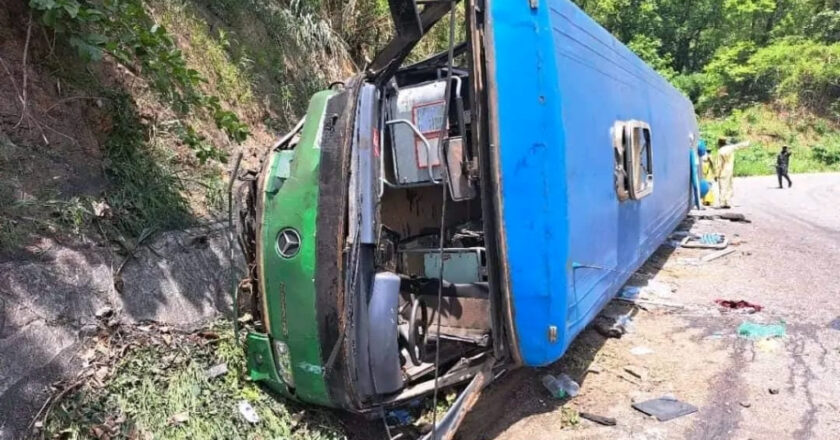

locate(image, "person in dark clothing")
[[776, 146, 792, 188]]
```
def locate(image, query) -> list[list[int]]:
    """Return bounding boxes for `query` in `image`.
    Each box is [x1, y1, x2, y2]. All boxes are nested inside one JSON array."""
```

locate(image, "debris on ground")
[[618, 286, 643, 301], [587, 364, 604, 374], [238, 401, 260, 424], [681, 233, 729, 249], [630, 346, 654, 356], [615, 281, 684, 309], [619, 280, 674, 301], [756, 338, 781, 352], [387, 409, 414, 427], [688, 210, 751, 223], [541, 373, 580, 399], [715, 299, 763, 313], [92, 200, 113, 218], [829, 317, 840, 331], [94, 306, 114, 318], [739, 401, 751, 408], [632, 397, 698, 422], [595, 316, 626, 339], [737, 321, 787, 340], [206, 363, 229, 379], [601, 310, 636, 334], [704, 331, 727, 340], [768, 388, 780, 395], [717, 212, 751, 223], [623, 365, 648, 381], [169, 412, 190, 425], [580, 412, 617, 426], [701, 248, 737, 262]]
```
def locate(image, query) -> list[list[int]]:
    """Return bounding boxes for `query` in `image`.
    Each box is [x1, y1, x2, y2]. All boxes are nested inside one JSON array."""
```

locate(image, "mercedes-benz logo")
[[276, 228, 301, 258]]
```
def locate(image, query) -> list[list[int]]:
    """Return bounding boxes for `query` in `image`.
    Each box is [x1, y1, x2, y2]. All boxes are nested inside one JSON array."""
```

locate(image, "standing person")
[[776, 146, 792, 188], [690, 138, 703, 209], [713, 137, 750, 209]]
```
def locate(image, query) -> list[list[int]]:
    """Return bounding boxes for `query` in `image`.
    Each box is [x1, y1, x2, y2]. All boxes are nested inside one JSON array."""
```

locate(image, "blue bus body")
[[488, 0, 698, 366]]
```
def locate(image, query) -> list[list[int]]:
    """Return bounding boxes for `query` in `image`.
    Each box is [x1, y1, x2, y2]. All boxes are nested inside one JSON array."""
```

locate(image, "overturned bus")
[[237, 0, 698, 436]]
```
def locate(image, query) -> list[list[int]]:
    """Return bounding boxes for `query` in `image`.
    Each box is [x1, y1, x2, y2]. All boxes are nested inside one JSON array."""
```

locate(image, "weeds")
[[701, 104, 840, 176], [43, 321, 346, 440], [102, 92, 191, 238], [28, 0, 249, 163]]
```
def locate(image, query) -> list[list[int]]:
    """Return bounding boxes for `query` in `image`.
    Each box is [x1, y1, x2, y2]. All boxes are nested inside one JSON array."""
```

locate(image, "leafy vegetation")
[[701, 104, 840, 176], [573, 0, 840, 175], [43, 322, 347, 439], [28, 0, 250, 164]]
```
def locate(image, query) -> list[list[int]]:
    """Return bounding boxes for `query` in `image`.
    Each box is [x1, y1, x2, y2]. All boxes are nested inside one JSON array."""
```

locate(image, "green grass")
[[101, 92, 193, 239], [700, 104, 840, 176], [155, 1, 256, 111], [44, 322, 346, 440]]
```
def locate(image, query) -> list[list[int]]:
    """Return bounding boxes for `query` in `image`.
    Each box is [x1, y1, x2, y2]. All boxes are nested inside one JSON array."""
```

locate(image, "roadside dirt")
[[458, 173, 840, 440]]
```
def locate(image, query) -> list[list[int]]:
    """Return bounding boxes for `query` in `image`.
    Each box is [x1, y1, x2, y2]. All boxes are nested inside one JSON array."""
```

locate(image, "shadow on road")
[[456, 220, 690, 440]]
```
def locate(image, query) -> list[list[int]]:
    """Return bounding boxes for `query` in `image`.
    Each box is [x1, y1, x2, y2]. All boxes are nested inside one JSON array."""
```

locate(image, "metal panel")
[[356, 84, 380, 244], [423, 248, 486, 284], [388, 81, 448, 185]]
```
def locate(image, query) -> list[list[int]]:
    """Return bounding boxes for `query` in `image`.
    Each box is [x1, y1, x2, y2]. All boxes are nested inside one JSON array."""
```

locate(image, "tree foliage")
[[573, 0, 840, 117]]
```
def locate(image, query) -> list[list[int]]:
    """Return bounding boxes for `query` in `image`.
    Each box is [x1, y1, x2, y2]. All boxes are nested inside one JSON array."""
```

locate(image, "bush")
[[812, 145, 840, 166], [698, 38, 840, 116]]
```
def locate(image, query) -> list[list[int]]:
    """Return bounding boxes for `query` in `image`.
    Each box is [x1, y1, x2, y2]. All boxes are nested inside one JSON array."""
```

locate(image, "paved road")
[[458, 173, 840, 439]]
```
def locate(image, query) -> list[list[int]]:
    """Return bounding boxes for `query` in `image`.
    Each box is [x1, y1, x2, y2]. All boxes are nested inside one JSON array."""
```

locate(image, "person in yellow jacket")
[[700, 143, 716, 206], [710, 138, 751, 208]]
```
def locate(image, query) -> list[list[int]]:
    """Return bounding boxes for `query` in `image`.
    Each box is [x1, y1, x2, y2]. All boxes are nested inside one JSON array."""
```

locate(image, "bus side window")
[[613, 120, 653, 201]]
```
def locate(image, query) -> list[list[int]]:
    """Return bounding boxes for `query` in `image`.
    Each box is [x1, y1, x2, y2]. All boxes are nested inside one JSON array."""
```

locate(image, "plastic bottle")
[[541, 374, 580, 399], [556, 373, 580, 397], [541, 374, 566, 399]]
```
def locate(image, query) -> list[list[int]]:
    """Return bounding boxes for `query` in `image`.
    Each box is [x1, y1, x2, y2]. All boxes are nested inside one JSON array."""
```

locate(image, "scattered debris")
[[829, 317, 840, 331], [717, 212, 751, 223], [768, 388, 780, 395], [541, 373, 580, 399], [92, 200, 112, 218], [756, 338, 781, 353], [619, 280, 674, 301], [681, 233, 728, 249], [238, 401, 260, 424], [237, 313, 254, 324], [630, 346, 654, 356], [595, 317, 626, 339], [580, 412, 617, 426], [737, 321, 787, 340], [715, 299, 763, 313], [205, 363, 228, 380], [94, 306, 114, 319], [688, 210, 751, 223], [705, 331, 727, 340], [632, 396, 698, 422], [169, 412, 190, 425], [739, 401, 751, 408], [618, 286, 642, 300], [386, 409, 413, 427], [701, 248, 736, 262], [623, 365, 648, 381]]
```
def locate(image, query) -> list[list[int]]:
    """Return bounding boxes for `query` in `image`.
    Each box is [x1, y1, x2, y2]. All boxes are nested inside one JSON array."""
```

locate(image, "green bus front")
[[239, 0, 507, 417]]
